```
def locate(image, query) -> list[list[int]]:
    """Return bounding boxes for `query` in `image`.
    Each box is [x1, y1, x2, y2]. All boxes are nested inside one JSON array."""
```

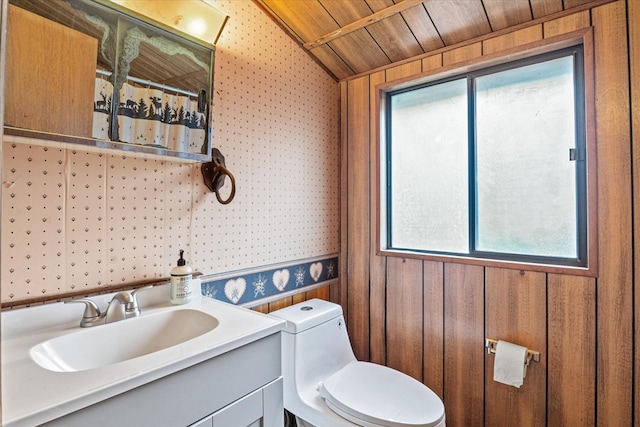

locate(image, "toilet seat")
[[319, 361, 445, 427]]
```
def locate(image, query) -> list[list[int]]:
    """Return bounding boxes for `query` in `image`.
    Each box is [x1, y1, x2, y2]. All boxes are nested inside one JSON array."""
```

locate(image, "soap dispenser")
[[170, 249, 192, 305]]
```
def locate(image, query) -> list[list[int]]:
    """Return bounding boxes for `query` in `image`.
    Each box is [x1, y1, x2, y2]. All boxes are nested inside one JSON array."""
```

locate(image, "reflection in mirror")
[[4, 0, 217, 161], [111, 15, 211, 153]]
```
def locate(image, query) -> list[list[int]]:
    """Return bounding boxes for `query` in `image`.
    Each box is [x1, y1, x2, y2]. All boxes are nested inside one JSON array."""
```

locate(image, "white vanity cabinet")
[[41, 333, 284, 427], [192, 378, 283, 427]]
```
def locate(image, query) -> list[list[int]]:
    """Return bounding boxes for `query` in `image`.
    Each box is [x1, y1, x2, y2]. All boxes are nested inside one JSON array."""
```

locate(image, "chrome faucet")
[[65, 286, 153, 327]]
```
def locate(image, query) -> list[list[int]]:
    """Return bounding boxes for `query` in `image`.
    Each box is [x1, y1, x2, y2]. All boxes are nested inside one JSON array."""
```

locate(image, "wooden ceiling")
[[254, 0, 599, 81]]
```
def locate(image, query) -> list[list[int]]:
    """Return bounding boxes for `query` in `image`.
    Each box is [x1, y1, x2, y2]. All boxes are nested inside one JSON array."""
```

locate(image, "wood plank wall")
[[340, 1, 635, 425], [251, 285, 331, 314], [631, 0, 640, 422]]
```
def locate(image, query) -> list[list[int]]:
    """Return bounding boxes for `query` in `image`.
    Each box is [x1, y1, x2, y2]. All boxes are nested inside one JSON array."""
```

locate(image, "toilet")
[[270, 299, 445, 427]]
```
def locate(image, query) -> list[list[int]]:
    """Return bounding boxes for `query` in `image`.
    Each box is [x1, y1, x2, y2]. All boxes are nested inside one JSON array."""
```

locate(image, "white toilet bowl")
[[271, 299, 445, 427]]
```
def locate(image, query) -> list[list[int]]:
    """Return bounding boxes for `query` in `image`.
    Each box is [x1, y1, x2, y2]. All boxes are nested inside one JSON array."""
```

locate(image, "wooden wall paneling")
[[422, 53, 443, 73], [346, 75, 371, 361], [252, 285, 330, 315], [369, 70, 387, 365], [481, 25, 542, 55], [267, 296, 293, 312], [337, 81, 349, 308], [339, 3, 634, 426], [591, 1, 633, 425], [252, 303, 269, 314], [547, 274, 595, 426], [423, 260, 444, 398], [385, 257, 424, 381], [443, 263, 485, 426], [542, 10, 590, 37], [384, 59, 422, 83], [368, 254, 386, 365], [630, 0, 640, 423], [292, 292, 307, 305], [304, 285, 330, 301], [484, 268, 547, 426], [442, 42, 482, 66]]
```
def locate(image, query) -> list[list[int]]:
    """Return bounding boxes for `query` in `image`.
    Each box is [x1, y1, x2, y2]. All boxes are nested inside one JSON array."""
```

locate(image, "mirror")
[[4, 0, 217, 161]]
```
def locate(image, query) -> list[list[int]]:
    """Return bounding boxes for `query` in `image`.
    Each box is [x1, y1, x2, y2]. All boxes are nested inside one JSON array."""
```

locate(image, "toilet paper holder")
[[485, 338, 540, 366]]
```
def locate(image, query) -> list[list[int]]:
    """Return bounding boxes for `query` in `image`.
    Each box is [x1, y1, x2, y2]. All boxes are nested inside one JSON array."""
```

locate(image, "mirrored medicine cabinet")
[[3, 0, 224, 162]]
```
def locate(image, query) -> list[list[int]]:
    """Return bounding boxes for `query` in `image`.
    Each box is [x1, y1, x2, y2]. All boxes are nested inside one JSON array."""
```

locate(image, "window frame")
[[376, 31, 597, 276]]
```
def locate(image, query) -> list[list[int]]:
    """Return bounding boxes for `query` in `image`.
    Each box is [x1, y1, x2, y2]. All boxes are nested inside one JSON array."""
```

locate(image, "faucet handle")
[[64, 298, 102, 320], [128, 285, 153, 314], [131, 285, 153, 300]]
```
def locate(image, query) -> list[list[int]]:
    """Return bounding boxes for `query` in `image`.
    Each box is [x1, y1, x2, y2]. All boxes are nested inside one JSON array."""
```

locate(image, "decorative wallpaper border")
[[199, 255, 338, 306]]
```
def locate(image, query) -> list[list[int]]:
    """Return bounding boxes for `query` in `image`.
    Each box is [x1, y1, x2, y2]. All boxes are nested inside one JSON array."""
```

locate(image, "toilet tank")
[[271, 299, 357, 393]]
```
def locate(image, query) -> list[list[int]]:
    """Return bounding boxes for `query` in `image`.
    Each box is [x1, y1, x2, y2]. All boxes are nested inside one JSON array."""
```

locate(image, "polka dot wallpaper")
[[1, 0, 340, 303]]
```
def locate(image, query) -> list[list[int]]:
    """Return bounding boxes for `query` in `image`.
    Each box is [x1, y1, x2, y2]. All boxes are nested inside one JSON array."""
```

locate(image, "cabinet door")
[[211, 387, 263, 426], [262, 378, 284, 427], [5, 4, 97, 137]]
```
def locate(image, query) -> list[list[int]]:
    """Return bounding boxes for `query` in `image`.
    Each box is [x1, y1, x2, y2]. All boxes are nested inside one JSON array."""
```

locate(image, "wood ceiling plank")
[[366, 14, 425, 62], [259, 0, 339, 43], [329, 29, 392, 73], [529, 0, 563, 18], [401, 3, 445, 52], [564, 0, 597, 9], [258, 0, 617, 82], [319, 0, 373, 25], [365, 0, 396, 13], [303, 0, 425, 49], [483, 0, 533, 31], [309, 45, 356, 80], [424, 0, 492, 45], [364, 0, 426, 63]]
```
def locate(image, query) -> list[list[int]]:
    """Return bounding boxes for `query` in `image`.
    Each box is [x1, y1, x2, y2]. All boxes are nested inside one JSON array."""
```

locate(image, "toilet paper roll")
[[493, 340, 528, 388]]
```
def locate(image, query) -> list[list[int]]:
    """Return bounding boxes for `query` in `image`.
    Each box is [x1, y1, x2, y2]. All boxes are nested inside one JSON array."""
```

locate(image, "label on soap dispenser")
[[170, 274, 192, 304]]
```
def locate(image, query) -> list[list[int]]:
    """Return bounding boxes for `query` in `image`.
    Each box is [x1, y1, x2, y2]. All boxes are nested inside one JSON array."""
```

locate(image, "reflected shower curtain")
[[93, 76, 113, 140], [93, 78, 207, 152], [117, 82, 206, 151]]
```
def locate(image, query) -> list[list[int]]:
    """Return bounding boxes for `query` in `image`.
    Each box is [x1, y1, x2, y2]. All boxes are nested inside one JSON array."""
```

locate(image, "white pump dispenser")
[[170, 249, 192, 304]]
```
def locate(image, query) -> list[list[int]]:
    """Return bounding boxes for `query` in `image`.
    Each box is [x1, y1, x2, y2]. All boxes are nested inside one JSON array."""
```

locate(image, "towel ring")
[[201, 148, 236, 205]]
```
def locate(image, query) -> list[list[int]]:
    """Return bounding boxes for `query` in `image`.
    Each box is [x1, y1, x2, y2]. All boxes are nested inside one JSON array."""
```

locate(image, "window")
[[383, 46, 587, 267]]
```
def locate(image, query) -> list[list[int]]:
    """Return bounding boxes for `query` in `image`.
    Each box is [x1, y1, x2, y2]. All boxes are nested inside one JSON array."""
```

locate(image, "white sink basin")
[[3, 284, 286, 427], [30, 308, 219, 372]]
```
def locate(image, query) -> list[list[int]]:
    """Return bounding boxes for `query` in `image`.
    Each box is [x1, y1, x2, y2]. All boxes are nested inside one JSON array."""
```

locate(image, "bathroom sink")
[[30, 308, 219, 372], [4, 285, 286, 427]]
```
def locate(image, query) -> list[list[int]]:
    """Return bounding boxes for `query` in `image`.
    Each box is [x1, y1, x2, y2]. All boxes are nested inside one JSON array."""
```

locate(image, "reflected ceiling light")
[[187, 17, 208, 38], [107, 0, 228, 45]]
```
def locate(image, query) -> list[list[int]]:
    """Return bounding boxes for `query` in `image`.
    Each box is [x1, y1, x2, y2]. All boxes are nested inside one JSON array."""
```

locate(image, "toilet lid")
[[319, 361, 445, 427]]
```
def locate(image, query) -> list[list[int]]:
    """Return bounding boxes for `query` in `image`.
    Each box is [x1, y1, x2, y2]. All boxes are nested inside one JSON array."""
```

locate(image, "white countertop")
[[2, 284, 285, 426]]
